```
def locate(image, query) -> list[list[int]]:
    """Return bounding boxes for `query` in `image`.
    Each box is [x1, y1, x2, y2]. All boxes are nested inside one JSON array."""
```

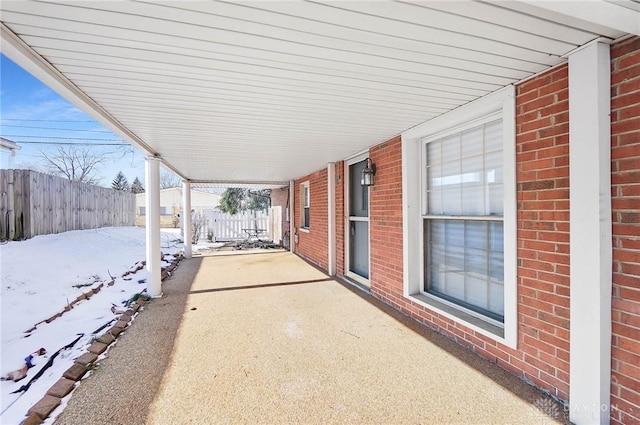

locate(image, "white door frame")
[[344, 152, 371, 286]]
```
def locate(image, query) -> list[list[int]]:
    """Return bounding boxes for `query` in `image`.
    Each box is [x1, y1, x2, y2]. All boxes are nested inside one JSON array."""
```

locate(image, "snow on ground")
[[0, 226, 222, 425]]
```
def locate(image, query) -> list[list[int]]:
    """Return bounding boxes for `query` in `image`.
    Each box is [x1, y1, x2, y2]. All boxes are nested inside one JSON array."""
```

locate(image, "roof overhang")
[[1, 1, 637, 185], [0, 136, 21, 152]]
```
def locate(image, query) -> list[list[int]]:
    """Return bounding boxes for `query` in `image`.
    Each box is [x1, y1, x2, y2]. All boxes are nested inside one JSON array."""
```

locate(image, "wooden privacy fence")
[[0, 170, 135, 241]]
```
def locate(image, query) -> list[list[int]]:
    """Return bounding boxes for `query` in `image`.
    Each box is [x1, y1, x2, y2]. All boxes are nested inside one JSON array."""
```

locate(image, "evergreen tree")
[[130, 177, 145, 193], [111, 171, 129, 191], [218, 188, 269, 215], [218, 188, 245, 215]]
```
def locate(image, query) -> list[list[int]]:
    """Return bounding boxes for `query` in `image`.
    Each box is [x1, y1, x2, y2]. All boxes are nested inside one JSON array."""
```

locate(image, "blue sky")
[[1, 54, 147, 188]]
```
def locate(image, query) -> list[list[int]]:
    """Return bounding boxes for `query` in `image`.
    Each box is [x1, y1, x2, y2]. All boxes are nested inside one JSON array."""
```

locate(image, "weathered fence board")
[[269, 206, 282, 245], [0, 170, 135, 241]]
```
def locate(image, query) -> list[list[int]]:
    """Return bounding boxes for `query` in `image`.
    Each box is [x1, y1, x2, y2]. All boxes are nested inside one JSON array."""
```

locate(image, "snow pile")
[[0, 226, 214, 424]]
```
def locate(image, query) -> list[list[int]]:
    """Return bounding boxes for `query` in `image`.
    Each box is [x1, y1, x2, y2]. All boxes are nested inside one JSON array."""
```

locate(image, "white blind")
[[426, 119, 503, 217], [424, 119, 504, 320]]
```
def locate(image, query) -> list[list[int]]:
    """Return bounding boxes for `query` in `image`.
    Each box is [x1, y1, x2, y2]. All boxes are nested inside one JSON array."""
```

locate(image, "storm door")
[[347, 158, 370, 284]]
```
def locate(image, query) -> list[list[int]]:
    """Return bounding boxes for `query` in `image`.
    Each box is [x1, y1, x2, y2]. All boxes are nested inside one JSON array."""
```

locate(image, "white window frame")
[[300, 181, 310, 232], [401, 85, 517, 349]]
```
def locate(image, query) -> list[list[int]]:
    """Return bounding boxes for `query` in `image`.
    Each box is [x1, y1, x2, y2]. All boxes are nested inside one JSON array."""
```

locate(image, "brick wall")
[[369, 137, 405, 304], [514, 64, 571, 401], [610, 35, 640, 425], [270, 186, 290, 246], [361, 65, 572, 403], [295, 37, 639, 418], [294, 168, 329, 269]]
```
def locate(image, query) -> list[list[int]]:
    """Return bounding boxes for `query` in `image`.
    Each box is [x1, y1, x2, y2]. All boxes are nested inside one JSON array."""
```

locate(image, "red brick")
[[540, 80, 568, 97], [549, 66, 569, 82], [611, 396, 640, 425], [618, 103, 640, 122], [612, 37, 640, 59], [613, 83, 640, 106], [619, 388, 640, 411], [537, 145, 569, 159], [521, 116, 552, 134], [619, 312, 640, 329], [612, 59, 640, 83], [518, 74, 552, 94], [620, 184, 640, 197], [617, 78, 640, 97], [618, 335, 640, 358], [294, 41, 640, 417], [537, 252, 570, 266], [618, 132, 640, 148], [614, 298, 640, 316], [523, 353, 556, 376], [614, 222, 640, 236], [611, 144, 640, 161], [555, 284, 570, 297], [612, 117, 640, 136], [538, 231, 569, 243], [519, 94, 557, 114], [622, 263, 640, 276], [294, 168, 329, 269]]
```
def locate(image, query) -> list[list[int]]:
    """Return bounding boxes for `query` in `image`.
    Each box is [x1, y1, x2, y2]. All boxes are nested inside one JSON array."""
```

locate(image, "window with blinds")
[[301, 182, 310, 229], [423, 119, 505, 322]]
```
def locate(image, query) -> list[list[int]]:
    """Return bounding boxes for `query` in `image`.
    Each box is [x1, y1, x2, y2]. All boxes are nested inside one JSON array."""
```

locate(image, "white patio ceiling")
[[1, 1, 638, 186]]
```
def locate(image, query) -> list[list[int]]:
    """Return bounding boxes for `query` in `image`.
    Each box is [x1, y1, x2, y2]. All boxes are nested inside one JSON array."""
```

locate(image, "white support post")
[[145, 156, 162, 298], [182, 180, 193, 259], [568, 40, 611, 425], [327, 163, 336, 276], [289, 179, 295, 253]]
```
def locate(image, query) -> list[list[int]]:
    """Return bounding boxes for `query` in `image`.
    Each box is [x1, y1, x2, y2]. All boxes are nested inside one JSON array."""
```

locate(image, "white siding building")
[[135, 187, 220, 227]]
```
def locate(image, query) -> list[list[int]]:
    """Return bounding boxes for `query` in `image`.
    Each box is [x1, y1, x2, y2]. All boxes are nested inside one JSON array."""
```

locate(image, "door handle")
[[351, 222, 355, 236]]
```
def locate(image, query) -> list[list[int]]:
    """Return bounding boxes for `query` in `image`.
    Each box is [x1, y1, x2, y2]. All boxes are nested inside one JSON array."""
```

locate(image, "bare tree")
[[39, 146, 107, 184], [159, 168, 181, 189]]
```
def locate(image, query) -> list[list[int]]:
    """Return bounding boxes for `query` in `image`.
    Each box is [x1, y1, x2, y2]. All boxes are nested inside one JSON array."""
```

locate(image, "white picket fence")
[[202, 210, 270, 242]]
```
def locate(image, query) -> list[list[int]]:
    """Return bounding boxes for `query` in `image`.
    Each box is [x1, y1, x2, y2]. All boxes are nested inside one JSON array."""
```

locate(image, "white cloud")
[[3, 99, 88, 122]]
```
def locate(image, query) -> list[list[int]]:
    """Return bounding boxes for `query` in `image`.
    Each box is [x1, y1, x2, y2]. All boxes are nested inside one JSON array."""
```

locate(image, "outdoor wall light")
[[361, 158, 376, 187]]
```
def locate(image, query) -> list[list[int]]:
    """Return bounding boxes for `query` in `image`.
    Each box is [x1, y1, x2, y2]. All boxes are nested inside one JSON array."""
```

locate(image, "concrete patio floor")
[[55, 250, 568, 425]]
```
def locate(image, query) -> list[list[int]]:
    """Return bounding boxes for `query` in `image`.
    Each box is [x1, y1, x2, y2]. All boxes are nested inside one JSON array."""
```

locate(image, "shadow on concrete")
[[288, 253, 570, 423], [194, 248, 286, 258], [189, 277, 334, 294], [56, 252, 569, 424], [333, 273, 571, 424], [54, 256, 204, 425]]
